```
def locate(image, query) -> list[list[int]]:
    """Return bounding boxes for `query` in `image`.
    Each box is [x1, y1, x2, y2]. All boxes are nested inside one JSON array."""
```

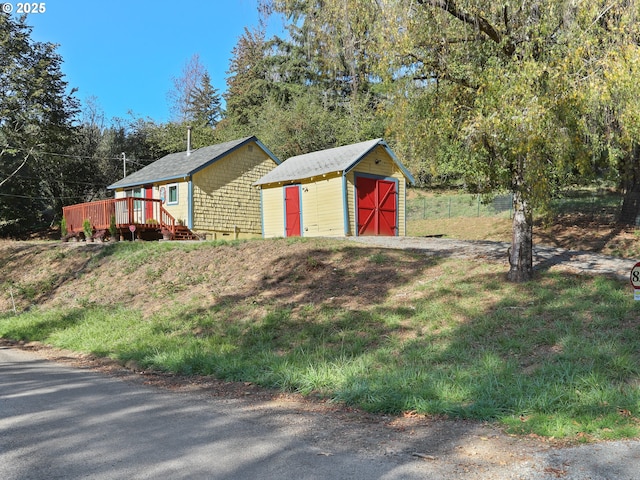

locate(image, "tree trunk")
[[618, 144, 640, 226], [507, 190, 534, 282], [619, 184, 640, 226]]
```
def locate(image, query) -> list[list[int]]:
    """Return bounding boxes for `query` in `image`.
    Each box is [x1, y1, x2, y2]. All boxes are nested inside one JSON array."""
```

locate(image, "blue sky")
[[14, 0, 286, 123]]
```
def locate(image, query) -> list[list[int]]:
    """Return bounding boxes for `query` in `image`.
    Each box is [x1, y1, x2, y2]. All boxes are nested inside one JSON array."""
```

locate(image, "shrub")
[[82, 219, 92, 240], [109, 215, 117, 238]]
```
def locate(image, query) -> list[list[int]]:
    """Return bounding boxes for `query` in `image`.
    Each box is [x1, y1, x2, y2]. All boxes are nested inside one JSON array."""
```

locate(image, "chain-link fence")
[[408, 190, 629, 224], [407, 193, 514, 220]]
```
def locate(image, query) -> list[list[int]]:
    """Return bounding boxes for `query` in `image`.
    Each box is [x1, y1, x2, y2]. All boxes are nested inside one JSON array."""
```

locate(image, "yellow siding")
[[259, 174, 345, 238], [114, 183, 188, 225], [261, 187, 285, 238], [300, 174, 344, 237], [156, 180, 189, 224], [345, 146, 407, 236], [192, 142, 277, 238]]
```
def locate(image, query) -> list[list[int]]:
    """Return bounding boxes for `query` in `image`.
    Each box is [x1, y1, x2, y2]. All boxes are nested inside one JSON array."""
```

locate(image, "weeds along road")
[[2, 344, 640, 480]]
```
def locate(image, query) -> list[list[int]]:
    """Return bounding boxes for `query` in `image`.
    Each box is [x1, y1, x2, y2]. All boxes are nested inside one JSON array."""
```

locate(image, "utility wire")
[[0, 192, 89, 200], [12, 173, 115, 187], [1, 145, 156, 165], [0, 148, 31, 188]]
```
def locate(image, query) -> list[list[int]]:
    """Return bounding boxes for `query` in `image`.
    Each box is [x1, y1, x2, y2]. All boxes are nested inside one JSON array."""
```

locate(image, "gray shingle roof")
[[253, 138, 415, 186], [108, 136, 279, 189]]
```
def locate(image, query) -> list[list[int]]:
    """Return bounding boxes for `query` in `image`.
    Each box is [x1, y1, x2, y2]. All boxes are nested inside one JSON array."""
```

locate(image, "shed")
[[254, 139, 415, 237], [108, 136, 281, 239]]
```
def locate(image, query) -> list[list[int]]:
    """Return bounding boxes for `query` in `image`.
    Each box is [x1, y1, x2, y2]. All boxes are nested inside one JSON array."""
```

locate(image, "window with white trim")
[[167, 184, 178, 205]]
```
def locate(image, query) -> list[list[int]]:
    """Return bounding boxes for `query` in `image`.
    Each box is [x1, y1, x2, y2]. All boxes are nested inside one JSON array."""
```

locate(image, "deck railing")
[[63, 198, 177, 235]]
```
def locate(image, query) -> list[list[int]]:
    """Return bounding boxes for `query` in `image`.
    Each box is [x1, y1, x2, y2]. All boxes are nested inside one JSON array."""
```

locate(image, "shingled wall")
[[192, 143, 276, 238]]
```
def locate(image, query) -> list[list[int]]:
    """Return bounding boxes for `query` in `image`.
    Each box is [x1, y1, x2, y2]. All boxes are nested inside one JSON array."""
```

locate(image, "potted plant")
[[83, 219, 93, 242], [109, 215, 117, 242]]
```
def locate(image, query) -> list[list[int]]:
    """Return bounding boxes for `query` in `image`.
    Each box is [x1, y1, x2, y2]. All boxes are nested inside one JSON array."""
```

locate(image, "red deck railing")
[[63, 198, 177, 235]]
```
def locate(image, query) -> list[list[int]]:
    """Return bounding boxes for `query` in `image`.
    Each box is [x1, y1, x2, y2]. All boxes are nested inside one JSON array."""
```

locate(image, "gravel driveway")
[[347, 236, 636, 281]]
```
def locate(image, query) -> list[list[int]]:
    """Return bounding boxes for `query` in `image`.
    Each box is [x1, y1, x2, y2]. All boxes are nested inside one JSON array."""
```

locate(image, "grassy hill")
[[1, 237, 639, 441]]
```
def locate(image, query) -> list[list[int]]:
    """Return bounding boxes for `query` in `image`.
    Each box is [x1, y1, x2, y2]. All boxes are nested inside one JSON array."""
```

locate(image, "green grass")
[[2, 253, 639, 442], [550, 189, 622, 217]]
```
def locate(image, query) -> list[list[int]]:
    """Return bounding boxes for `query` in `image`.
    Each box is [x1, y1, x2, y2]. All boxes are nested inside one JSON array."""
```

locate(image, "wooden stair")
[[172, 225, 200, 241]]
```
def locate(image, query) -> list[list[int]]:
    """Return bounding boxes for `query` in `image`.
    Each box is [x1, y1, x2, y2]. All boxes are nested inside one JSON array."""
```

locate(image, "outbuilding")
[[254, 139, 415, 237]]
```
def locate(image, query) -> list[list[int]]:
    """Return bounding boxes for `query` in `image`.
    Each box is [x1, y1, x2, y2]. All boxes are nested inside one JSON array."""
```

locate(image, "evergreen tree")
[[219, 14, 386, 154], [168, 53, 206, 123], [223, 27, 270, 129], [0, 12, 78, 233], [186, 72, 222, 127]]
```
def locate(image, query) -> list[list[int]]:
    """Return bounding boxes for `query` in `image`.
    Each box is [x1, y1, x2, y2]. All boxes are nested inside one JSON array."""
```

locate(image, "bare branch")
[[0, 149, 32, 189], [417, 0, 515, 56], [168, 54, 207, 122], [413, 72, 478, 90]]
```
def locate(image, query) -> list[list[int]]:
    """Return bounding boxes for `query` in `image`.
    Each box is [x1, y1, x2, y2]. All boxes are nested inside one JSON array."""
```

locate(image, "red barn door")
[[284, 185, 301, 237], [356, 176, 397, 236]]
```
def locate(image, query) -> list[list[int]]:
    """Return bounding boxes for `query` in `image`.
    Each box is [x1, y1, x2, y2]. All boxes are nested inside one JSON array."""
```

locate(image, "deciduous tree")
[[168, 53, 222, 125], [378, 0, 633, 281]]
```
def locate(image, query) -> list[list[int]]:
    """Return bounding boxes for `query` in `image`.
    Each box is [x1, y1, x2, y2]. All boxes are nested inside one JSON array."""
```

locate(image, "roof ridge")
[[285, 138, 381, 162], [108, 136, 263, 189]]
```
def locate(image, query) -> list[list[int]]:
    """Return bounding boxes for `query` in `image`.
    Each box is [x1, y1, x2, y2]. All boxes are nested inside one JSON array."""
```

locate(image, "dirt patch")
[[535, 214, 639, 257], [1, 238, 439, 317]]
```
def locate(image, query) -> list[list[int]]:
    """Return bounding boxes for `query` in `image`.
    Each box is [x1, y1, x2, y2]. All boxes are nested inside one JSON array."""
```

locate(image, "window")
[[124, 188, 143, 198], [167, 184, 178, 205], [125, 188, 144, 211]]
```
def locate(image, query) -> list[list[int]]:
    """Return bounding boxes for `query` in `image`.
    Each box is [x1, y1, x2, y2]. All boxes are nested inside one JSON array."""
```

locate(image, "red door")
[[356, 177, 397, 236], [285, 185, 301, 237], [144, 186, 154, 222]]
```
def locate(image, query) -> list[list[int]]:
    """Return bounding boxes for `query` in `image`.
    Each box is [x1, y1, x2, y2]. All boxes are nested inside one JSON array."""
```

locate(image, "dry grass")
[[408, 217, 513, 241]]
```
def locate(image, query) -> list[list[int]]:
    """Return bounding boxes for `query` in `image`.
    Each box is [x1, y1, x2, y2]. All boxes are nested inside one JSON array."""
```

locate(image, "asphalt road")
[[4, 345, 640, 480], [0, 346, 438, 480]]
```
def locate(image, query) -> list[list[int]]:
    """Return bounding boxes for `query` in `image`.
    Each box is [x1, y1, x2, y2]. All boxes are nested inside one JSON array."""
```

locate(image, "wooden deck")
[[62, 198, 197, 240]]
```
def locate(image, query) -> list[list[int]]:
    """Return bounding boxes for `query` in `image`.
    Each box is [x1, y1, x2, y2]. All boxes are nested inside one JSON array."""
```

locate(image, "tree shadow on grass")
[[0, 239, 216, 314], [6, 239, 639, 441], [145, 263, 640, 439], [0, 242, 106, 312], [333, 270, 640, 438], [0, 308, 87, 342]]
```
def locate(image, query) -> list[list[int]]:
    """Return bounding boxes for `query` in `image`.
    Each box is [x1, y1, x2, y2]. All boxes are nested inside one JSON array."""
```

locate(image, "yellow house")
[[254, 139, 415, 238], [108, 136, 281, 239]]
